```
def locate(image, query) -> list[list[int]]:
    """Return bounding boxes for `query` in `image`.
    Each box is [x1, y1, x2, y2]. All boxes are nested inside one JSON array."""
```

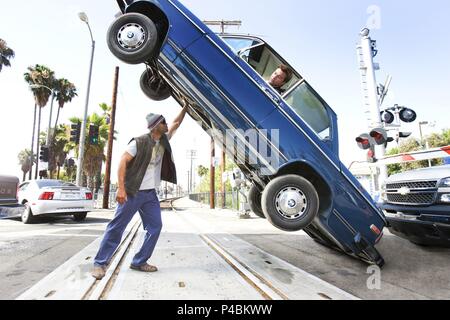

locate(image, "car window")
[[284, 82, 331, 140], [223, 37, 261, 53], [239, 44, 300, 92], [36, 180, 76, 188]]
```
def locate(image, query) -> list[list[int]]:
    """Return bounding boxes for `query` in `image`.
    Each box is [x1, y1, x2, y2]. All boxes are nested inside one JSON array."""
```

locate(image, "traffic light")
[[70, 122, 81, 143], [89, 124, 99, 145], [39, 146, 49, 162]]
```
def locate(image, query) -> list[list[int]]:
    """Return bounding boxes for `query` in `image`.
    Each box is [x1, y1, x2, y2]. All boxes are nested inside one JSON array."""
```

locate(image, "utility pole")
[[186, 150, 197, 193], [210, 137, 216, 209], [221, 149, 226, 208], [103, 67, 119, 209]]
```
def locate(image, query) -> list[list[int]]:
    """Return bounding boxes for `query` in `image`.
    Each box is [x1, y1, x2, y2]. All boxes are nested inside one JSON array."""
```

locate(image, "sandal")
[[130, 263, 158, 273]]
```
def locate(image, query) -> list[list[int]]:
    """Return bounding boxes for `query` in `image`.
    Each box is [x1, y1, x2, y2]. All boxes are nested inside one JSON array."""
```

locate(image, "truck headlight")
[[440, 177, 450, 187], [440, 194, 450, 203]]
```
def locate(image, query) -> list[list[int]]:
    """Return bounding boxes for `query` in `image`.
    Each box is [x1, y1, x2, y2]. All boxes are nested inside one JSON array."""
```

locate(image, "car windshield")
[[36, 180, 77, 188], [284, 82, 331, 139]]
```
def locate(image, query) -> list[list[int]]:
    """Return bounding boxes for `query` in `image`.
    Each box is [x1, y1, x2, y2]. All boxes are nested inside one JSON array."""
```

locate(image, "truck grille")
[[387, 193, 435, 205], [386, 181, 437, 190], [386, 180, 438, 205]]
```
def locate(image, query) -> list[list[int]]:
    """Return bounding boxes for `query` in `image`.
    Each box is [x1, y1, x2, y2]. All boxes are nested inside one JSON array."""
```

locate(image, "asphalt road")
[[238, 232, 450, 300], [2, 201, 450, 300], [0, 211, 114, 300]]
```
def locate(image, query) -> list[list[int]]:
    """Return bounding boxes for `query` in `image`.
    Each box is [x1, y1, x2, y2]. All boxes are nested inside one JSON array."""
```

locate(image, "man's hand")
[[116, 188, 128, 205], [168, 98, 190, 139]]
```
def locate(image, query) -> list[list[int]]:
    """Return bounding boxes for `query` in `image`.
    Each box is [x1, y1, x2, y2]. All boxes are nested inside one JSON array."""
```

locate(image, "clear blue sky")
[[1, 0, 449, 187]]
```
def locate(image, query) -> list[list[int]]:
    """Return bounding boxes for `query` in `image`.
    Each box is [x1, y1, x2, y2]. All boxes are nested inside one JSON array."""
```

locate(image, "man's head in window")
[[268, 64, 293, 94]]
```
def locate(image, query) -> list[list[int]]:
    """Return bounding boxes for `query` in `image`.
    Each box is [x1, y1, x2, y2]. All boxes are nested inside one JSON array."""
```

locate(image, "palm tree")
[[18, 149, 34, 182], [53, 78, 78, 139], [0, 39, 15, 72], [24, 65, 56, 179], [45, 125, 69, 179]]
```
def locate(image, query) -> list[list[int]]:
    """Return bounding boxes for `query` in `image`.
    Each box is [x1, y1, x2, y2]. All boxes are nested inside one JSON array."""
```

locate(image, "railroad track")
[[84, 197, 355, 300]]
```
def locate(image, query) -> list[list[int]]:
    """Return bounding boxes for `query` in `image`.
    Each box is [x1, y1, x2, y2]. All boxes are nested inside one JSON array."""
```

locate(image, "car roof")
[[0, 175, 19, 182]]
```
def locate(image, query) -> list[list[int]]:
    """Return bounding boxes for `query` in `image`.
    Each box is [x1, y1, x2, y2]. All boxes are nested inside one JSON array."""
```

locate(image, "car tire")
[[248, 185, 265, 219], [73, 212, 88, 222], [21, 203, 36, 224], [107, 13, 159, 64], [261, 175, 319, 232], [140, 68, 172, 101]]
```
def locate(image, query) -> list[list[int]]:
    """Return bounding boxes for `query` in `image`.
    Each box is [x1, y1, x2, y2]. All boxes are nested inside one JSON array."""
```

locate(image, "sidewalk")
[[17, 198, 357, 300]]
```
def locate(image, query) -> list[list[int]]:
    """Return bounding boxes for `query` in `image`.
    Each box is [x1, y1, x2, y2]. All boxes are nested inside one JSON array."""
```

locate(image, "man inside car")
[[268, 64, 293, 95]]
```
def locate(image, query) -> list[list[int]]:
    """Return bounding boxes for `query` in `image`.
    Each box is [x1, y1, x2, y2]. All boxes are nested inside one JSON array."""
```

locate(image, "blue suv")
[[107, 0, 387, 266]]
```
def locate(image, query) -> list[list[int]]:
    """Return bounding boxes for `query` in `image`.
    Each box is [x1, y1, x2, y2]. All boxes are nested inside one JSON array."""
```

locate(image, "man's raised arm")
[[168, 99, 189, 139]]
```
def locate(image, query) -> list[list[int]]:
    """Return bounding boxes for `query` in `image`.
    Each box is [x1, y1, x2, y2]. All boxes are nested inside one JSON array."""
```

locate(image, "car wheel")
[[140, 68, 172, 101], [21, 203, 36, 224], [107, 13, 159, 64], [73, 213, 88, 222], [248, 185, 265, 219], [261, 175, 319, 232]]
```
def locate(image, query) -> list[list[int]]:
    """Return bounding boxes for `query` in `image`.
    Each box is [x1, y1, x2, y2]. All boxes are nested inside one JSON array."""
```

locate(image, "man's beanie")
[[146, 113, 165, 131]]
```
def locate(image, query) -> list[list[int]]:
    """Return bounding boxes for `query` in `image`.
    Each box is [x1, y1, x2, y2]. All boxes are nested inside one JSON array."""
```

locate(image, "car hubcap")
[[117, 23, 146, 50], [275, 187, 307, 220]]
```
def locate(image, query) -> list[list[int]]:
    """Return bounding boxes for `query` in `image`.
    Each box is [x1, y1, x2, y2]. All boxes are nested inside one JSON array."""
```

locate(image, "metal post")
[[103, 67, 119, 209], [359, 30, 388, 187], [76, 24, 95, 186], [221, 150, 226, 208], [29, 104, 37, 180], [210, 137, 215, 209]]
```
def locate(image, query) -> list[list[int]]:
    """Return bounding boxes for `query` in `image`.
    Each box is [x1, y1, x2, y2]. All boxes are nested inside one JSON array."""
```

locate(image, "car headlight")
[[439, 177, 450, 187]]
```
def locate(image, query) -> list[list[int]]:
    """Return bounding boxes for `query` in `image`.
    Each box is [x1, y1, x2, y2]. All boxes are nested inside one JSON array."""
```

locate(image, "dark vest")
[[124, 133, 177, 196]]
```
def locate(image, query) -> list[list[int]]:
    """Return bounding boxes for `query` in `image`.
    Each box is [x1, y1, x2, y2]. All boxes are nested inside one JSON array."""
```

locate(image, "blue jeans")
[[94, 190, 162, 268]]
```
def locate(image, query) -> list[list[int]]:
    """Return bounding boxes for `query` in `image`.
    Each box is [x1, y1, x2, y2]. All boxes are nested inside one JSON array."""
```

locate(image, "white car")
[[18, 180, 94, 224]]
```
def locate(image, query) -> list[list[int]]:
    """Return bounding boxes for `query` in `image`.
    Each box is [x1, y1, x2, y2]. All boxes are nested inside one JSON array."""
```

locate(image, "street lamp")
[[76, 11, 96, 186]]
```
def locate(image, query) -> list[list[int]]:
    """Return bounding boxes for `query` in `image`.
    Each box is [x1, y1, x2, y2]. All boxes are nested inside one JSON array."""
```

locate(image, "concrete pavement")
[[16, 198, 357, 300]]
